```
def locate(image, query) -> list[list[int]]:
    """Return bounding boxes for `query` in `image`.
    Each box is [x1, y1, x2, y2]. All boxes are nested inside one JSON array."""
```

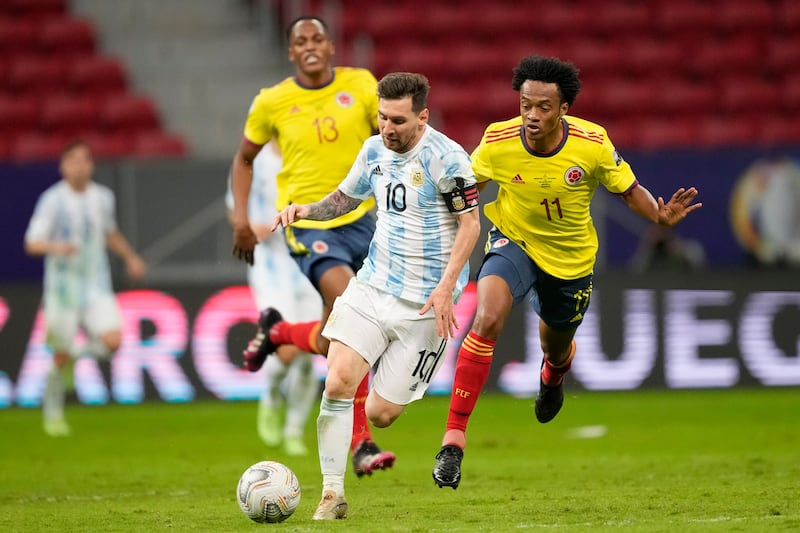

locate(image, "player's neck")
[[295, 67, 334, 89]]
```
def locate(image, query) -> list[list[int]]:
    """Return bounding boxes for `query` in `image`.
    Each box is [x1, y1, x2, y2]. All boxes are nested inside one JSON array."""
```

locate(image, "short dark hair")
[[285, 16, 329, 42], [377, 72, 430, 113], [61, 138, 90, 158], [511, 55, 581, 106]]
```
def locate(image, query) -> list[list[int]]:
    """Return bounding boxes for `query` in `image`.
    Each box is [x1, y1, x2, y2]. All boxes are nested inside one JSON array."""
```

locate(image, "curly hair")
[[511, 55, 581, 106]]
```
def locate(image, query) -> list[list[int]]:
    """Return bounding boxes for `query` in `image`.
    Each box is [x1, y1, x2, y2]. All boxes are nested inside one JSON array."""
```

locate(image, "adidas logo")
[[511, 174, 525, 184], [289, 105, 301, 114], [374, 165, 383, 176], [570, 313, 583, 323]]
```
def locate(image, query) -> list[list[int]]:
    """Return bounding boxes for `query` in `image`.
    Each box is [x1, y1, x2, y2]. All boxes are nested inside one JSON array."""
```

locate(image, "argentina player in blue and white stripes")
[[271, 72, 481, 521]]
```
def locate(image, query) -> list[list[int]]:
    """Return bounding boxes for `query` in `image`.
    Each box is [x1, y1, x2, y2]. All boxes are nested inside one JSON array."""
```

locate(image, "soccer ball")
[[236, 461, 301, 523]]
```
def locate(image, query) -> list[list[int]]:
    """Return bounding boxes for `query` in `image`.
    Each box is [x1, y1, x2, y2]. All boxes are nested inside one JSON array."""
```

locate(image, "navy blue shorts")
[[477, 227, 593, 331], [284, 214, 375, 290]]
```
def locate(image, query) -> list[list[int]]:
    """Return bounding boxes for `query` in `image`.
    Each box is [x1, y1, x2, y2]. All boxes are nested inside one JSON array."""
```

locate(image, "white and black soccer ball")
[[236, 461, 301, 523]]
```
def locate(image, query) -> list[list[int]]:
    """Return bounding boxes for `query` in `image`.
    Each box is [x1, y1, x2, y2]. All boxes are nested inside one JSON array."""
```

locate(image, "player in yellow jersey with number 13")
[[230, 16, 395, 479]]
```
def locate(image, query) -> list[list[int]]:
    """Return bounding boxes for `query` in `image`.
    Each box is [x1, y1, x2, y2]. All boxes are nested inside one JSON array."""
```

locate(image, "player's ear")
[[419, 108, 429, 125]]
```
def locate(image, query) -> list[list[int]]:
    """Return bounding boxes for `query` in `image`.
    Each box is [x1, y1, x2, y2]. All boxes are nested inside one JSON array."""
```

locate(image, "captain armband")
[[443, 182, 479, 213]]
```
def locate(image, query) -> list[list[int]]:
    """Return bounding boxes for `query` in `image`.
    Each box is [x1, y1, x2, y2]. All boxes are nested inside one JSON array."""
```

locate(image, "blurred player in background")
[[24, 139, 146, 436], [230, 16, 395, 475], [272, 72, 480, 520], [225, 141, 322, 456], [432, 55, 702, 489]]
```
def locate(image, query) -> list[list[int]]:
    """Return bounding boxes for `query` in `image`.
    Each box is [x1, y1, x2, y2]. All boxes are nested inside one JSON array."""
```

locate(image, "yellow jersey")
[[472, 115, 637, 279], [244, 67, 378, 229]]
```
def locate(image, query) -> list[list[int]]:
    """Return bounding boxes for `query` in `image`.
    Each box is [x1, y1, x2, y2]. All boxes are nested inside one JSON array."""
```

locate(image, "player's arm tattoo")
[[305, 189, 362, 220]]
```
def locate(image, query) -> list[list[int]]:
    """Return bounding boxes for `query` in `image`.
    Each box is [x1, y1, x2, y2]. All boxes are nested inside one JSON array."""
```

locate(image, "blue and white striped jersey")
[[339, 125, 477, 305], [25, 181, 117, 308]]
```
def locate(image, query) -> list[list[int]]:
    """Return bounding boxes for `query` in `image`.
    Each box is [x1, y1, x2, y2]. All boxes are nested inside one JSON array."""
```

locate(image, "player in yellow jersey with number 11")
[[230, 16, 394, 478], [432, 55, 703, 489]]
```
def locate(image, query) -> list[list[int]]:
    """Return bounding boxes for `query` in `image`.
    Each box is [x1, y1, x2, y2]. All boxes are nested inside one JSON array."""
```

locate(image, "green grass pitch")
[[1, 388, 798, 532]]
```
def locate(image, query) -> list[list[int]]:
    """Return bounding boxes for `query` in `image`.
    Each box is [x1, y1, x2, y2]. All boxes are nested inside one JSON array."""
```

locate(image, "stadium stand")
[[0, 0, 187, 161], [289, 0, 800, 152]]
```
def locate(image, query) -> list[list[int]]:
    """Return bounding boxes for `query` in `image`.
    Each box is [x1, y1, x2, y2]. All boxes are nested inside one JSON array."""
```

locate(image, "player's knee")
[[53, 351, 71, 368], [365, 395, 402, 428], [102, 331, 122, 356], [471, 308, 506, 338], [323, 366, 359, 399]]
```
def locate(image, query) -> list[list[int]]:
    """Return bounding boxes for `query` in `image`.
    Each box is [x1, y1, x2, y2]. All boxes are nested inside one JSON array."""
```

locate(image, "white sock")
[[284, 353, 319, 439], [260, 355, 288, 410], [317, 393, 353, 496], [43, 366, 65, 421]]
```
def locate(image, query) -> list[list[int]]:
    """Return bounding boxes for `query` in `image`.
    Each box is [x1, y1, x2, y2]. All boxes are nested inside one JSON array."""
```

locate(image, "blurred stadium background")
[[1, 0, 799, 408]]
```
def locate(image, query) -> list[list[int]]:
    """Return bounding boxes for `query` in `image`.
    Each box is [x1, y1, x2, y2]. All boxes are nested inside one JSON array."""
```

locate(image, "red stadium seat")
[[0, 134, 11, 160], [6, 55, 69, 93], [132, 131, 188, 158], [653, 1, 717, 34], [0, 16, 38, 53], [697, 116, 751, 147], [37, 17, 95, 55], [100, 94, 160, 132], [1, 0, 65, 18], [561, 40, 626, 78], [0, 94, 39, 132], [780, 74, 800, 111], [719, 79, 779, 114], [637, 117, 695, 149], [82, 132, 131, 159], [764, 37, 800, 77], [714, 2, 774, 33], [593, 78, 656, 115], [775, 0, 800, 33], [759, 116, 800, 146], [9, 132, 65, 162], [39, 94, 102, 135], [654, 79, 715, 114], [619, 38, 683, 76], [67, 56, 128, 96], [687, 37, 762, 77], [592, 3, 653, 36]]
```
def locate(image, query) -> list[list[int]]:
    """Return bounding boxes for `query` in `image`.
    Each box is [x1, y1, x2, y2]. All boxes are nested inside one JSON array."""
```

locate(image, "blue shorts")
[[284, 214, 375, 290], [477, 227, 593, 331]]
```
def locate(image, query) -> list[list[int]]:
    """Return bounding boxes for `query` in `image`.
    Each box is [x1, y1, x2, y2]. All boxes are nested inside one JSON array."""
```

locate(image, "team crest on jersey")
[[335, 91, 354, 108], [410, 162, 424, 186], [312, 240, 329, 254], [564, 166, 585, 186]]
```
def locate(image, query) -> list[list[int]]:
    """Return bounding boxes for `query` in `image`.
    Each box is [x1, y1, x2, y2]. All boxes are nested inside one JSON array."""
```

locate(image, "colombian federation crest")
[[335, 91, 354, 108], [564, 166, 585, 186], [312, 240, 329, 254]]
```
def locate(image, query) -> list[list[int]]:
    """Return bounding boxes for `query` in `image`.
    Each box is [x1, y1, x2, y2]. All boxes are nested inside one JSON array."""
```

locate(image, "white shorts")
[[322, 278, 447, 405], [250, 242, 322, 322], [44, 293, 121, 352]]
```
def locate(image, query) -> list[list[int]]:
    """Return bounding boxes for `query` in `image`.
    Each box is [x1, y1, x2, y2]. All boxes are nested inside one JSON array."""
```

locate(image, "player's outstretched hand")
[[657, 187, 702, 227], [270, 204, 310, 232], [232, 223, 258, 265]]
